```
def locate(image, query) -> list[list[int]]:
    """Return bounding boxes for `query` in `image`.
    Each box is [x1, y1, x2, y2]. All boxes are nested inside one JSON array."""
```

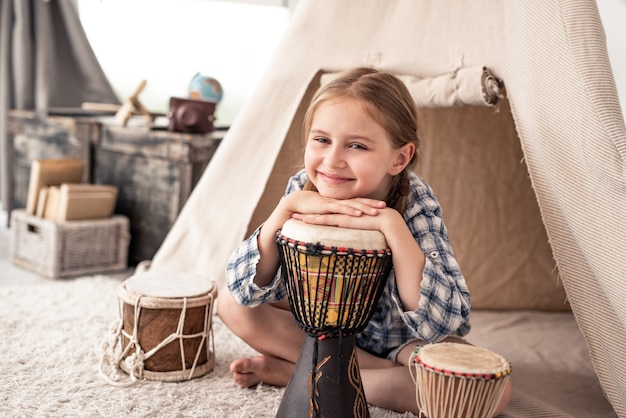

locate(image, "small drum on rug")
[[274, 219, 393, 418], [410, 342, 512, 418], [99, 272, 218, 385]]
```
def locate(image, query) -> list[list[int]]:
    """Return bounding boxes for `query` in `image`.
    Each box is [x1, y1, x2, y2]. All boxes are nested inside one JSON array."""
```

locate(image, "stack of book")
[[26, 159, 118, 222]]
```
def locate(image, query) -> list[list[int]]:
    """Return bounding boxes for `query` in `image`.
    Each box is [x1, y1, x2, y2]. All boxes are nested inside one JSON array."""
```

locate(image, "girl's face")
[[304, 98, 412, 201]]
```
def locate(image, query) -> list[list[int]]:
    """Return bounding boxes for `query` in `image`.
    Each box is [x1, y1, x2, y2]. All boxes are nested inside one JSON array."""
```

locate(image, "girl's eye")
[[348, 143, 367, 150], [313, 136, 330, 144]]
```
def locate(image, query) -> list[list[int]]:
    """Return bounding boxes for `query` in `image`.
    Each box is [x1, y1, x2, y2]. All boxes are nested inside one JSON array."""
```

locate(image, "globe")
[[188, 72, 224, 104]]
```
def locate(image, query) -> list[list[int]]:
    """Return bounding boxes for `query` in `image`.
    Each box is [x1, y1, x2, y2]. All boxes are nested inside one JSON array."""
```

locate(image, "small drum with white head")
[[411, 342, 512, 418], [115, 272, 217, 382]]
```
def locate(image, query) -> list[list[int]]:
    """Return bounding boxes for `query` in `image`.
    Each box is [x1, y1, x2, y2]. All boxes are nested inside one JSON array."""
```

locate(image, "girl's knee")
[[216, 289, 244, 327], [216, 290, 263, 340]]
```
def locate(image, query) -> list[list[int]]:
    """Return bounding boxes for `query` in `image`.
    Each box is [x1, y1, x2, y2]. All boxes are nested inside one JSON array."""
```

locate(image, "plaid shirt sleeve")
[[225, 169, 308, 306], [391, 172, 471, 342]]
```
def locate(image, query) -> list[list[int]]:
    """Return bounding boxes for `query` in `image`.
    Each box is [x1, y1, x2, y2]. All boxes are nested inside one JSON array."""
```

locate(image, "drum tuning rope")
[[99, 291, 215, 386]]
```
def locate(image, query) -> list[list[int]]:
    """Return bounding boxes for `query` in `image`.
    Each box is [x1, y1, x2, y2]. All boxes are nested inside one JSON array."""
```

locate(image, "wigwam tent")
[[148, 1, 626, 416]]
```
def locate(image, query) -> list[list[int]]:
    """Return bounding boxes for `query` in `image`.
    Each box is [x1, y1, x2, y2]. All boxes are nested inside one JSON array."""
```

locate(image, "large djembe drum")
[[274, 219, 393, 418], [410, 342, 512, 418]]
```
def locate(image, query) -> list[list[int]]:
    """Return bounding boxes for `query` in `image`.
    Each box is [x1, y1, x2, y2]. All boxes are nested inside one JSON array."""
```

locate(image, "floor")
[[0, 210, 133, 286]]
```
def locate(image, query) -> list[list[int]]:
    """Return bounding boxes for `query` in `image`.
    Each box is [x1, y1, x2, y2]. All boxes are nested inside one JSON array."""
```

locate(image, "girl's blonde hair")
[[302, 67, 420, 213]]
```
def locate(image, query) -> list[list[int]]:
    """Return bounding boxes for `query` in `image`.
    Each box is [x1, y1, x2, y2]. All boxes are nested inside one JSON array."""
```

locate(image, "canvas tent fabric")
[[150, 1, 626, 415]]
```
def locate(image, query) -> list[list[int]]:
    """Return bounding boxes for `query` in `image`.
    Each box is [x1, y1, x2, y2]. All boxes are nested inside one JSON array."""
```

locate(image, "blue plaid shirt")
[[226, 169, 470, 357]]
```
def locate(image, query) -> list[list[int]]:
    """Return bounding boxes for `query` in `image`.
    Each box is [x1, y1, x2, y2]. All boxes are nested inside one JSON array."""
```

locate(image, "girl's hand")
[[294, 207, 395, 233], [285, 191, 387, 219]]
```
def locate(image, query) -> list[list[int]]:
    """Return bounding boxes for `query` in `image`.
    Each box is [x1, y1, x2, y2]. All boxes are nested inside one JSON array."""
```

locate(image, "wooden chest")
[[9, 110, 97, 210], [8, 111, 224, 265], [92, 124, 223, 264]]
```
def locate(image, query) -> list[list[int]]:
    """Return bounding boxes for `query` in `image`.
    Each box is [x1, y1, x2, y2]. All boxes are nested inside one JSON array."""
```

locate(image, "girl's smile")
[[317, 171, 353, 184]]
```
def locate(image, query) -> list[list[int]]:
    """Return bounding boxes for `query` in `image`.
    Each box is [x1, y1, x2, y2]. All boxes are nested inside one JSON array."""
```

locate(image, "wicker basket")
[[10, 209, 130, 279]]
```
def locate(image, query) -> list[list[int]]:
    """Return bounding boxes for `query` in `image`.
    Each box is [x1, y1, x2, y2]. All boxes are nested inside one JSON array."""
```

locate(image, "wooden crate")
[[8, 110, 98, 211], [92, 124, 223, 265]]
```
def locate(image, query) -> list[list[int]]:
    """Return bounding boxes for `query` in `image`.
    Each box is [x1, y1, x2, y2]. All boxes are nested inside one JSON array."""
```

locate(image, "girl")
[[218, 66, 511, 415]]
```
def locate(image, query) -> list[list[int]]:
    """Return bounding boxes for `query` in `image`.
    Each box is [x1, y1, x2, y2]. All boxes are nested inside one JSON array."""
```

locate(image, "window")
[[77, 0, 292, 127]]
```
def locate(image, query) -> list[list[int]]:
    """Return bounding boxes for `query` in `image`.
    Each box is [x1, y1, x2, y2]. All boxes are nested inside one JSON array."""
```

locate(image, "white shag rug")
[[0, 276, 413, 418]]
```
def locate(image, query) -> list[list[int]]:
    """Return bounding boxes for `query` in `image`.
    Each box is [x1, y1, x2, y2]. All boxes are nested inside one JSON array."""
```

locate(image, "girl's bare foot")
[[229, 355, 294, 388]]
